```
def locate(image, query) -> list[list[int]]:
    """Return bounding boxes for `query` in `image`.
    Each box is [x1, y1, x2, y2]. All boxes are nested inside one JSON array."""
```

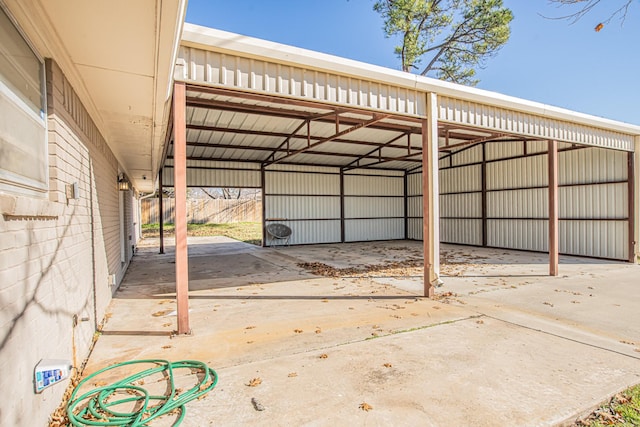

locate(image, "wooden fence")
[[141, 198, 262, 224]]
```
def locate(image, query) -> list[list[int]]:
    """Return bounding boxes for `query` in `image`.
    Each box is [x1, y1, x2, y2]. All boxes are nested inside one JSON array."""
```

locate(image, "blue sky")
[[185, 1, 640, 126]]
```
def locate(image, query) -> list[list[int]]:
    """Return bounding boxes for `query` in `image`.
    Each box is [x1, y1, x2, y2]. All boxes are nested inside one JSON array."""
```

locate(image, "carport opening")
[[144, 187, 263, 246]]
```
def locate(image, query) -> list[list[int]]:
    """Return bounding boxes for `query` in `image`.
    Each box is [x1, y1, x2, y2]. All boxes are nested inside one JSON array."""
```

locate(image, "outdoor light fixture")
[[117, 173, 130, 191]]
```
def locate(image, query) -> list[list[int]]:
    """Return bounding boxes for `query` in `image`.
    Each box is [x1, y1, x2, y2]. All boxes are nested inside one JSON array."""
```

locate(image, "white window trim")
[[0, 2, 48, 197]]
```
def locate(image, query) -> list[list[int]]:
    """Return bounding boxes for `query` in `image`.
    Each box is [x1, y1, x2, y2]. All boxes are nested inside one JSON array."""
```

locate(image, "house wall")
[[0, 59, 134, 426], [408, 140, 631, 261]]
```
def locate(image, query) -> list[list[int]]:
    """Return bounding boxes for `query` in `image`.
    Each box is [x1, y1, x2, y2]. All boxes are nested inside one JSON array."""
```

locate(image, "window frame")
[[0, 3, 48, 197]]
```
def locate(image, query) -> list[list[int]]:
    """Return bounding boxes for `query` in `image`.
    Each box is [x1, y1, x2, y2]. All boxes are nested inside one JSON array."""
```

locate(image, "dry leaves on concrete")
[[319, 354, 328, 359], [246, 378, 262, 387], [359, 402, 373, 411], [297, 259, 423, 279]]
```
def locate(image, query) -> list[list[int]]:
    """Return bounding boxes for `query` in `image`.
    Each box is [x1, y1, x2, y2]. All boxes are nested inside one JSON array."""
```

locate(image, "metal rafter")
[[184, 141, 421, 162], [186, 122, 416, 150], [343, 132, 411, 170], [264, 114, 391, 166], [185, 96, 421, 134]]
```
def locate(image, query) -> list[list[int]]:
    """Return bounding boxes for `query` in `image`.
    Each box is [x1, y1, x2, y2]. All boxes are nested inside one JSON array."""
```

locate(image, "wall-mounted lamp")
[[118, 173, 130, 191]]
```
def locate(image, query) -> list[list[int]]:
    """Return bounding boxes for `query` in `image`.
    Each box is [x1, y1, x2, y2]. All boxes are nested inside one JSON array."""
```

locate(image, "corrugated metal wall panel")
[[344, 197, 403, 218], [440, 193, 481, 217], [162, 162, 261, 188], [344, 219, 404, 241], [438, 95, 635, 151], [559, 184, 627, 219], [526, 140, 549, 154], [560, 221, 628, 260], [266, 196, 340, 219], [560, 147, 628, 184], [487, 220, 547, 252], [486, 155, 547, 190], [269, 220, 341, 245], [440, 165, 481, 193], [408, 218, 423, 240], [407, 172, 422, 196], [178, 46, 426, 116], [265, 171, 340, 195], [344, 175, 403, 195], [268, 164, 340, 174], [440, 219, 482, 245], [343, 172, 405, 241], [345, 169, 404, 177], [485, 141, 523, 161], [487, 188, 547, 218], [450, 144, 482, 166], [408, 195, 422, 218]]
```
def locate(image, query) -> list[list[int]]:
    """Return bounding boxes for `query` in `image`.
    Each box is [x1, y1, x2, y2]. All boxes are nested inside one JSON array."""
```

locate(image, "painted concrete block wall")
[[0, 60, 134, 426]]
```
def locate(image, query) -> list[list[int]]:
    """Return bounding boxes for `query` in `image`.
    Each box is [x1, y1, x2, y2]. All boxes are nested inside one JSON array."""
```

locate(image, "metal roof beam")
[[343, 132, 412, 170], [185, 123, 418, 150], [185, 96, 421, 134], [343, 151, 423, 171], [185, 141, 421, 162], [264, 114, 391, 166]]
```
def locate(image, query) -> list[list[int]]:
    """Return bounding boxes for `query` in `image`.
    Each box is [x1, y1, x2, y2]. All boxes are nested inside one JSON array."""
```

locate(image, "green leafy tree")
[[546, 0, 635, 31], [373, 0, 513, 85]]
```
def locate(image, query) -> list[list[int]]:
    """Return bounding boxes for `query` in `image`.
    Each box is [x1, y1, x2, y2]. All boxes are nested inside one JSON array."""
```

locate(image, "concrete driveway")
[[82, 237, 640, 426]]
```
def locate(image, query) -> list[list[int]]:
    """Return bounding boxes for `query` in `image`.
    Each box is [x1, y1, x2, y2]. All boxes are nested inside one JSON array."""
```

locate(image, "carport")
[[159, 24, 640, 334]]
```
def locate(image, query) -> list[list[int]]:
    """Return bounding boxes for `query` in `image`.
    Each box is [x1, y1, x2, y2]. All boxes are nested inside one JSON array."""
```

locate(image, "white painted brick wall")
[[0, 59, 136, 426]]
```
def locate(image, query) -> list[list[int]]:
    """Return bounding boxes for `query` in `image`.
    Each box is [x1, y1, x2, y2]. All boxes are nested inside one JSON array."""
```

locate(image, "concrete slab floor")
[[82, 237, 640, 426]]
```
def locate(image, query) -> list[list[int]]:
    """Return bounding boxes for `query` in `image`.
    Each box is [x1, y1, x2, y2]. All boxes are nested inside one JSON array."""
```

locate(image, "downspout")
[[89, 160, 98, 331]]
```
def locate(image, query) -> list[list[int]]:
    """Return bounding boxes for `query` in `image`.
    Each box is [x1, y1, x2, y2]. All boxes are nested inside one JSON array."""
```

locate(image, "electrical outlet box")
[[65, 182, 78, 200], [34, 359, 72, 393]]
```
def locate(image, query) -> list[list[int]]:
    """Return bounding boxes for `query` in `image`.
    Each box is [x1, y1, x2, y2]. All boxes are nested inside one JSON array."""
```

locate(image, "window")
[[0, 5, 47, 195]]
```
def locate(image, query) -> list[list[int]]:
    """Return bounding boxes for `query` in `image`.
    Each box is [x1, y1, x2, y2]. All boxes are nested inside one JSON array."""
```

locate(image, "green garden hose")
[[66, 359, 218, 426]]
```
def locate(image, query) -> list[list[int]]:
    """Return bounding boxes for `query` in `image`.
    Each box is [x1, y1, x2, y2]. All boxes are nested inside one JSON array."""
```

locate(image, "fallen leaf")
[[359, 402, 373, 411], [319, 353, 328, 359], [595, 22, 604, 32], [94, 381, 107, 387], [161, 345, 172, 349], [543, 302, 554, 307], [294, 329, 303, 334], [245, 326, 256, 330], [152, 310, 171, 317], [162, 323, 172, 327], [315, 328, 322, 334], [246, 378, 262, 387], [383, 363, 392, 368], [288, 372, 298, 377], [321, 299, 329, 303], [246, 341, 254, 344], [476, 320, 484, 324]]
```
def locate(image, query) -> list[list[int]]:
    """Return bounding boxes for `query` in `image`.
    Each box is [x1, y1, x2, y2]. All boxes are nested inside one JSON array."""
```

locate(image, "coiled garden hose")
[[66, 359, 218, 426]]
